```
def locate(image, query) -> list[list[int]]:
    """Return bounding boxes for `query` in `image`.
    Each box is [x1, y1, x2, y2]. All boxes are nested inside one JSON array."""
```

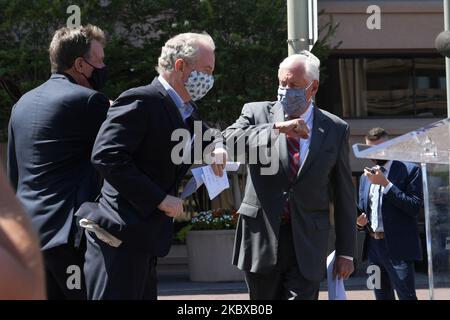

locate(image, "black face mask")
[[371, 159, 388, 166], [82, 59, 108, 91]]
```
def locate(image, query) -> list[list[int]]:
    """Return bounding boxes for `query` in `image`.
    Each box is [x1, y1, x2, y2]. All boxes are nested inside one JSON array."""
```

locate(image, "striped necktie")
[[287, 136, 301, 181], [281, 136, 301, 223]]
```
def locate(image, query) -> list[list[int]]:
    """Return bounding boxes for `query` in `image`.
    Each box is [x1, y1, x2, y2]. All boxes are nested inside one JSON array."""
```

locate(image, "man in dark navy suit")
[[357, 127, 423, 300], [7, 25, 110, 299], [76, 32, 227, 300]]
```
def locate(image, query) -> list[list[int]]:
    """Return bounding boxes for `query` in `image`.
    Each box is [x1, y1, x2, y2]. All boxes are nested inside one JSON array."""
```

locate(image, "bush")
[[0, 0, 339, 141], [0, 0, 287, 140]]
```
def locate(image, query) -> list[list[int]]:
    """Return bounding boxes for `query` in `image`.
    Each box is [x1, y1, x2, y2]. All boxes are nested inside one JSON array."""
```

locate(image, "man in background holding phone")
[[357, 127, 423, 300]]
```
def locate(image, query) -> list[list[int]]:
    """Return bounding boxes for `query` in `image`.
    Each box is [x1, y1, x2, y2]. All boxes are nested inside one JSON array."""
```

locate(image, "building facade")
[[317, 0, 446, 172]]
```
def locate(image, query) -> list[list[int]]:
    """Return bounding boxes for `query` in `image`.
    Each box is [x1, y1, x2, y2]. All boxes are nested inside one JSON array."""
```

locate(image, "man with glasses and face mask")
[[76, 32, 226, 300], [7, 25, 110, 299], [224, 51, 356, 300]]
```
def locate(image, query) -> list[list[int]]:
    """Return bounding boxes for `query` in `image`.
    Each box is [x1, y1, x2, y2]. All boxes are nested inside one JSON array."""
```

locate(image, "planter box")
[[186, 229, 244, 282]]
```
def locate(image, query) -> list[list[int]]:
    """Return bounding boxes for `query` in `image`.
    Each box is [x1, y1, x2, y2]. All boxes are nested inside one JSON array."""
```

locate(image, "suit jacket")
[[75, 77, 207, 256], [7, 73, 109, 250], [359, 160, 422, 261], [224, 101, 356, 282]]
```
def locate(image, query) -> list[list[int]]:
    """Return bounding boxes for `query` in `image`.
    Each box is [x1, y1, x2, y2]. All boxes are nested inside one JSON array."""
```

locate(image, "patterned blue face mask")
[[277, 81, 313, 117], [185, 70, 214, 101]]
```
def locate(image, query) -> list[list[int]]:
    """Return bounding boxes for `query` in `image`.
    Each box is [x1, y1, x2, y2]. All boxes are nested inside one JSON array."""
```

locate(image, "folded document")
[[181, 162, 240, 200]]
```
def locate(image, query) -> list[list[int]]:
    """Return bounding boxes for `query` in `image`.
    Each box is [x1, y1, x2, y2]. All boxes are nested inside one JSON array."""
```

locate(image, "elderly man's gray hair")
[[156, 32, 215, 74], [279, 50, 321, 82]]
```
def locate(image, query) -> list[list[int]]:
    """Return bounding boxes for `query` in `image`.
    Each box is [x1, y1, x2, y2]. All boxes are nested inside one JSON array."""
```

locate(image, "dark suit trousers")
[[367, 237, 417, 300], [244, 224, 320, 300], [84, 230, 157, 300], [43, 243, 87, 300]]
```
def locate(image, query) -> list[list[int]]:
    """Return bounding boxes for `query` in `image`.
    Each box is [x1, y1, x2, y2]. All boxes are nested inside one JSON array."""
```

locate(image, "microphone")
[[435, 30, 450, 58]]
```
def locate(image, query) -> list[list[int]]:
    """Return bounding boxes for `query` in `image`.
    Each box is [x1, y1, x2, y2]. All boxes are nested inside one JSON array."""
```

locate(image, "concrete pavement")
[[157, 270, 435, 300]]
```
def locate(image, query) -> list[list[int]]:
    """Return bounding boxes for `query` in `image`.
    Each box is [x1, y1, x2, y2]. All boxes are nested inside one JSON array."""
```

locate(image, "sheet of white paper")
[[201, 165, 230, 200], [181, 162, 240, 200], [225, 161, 240, 172], [326, 250, 347, 300], [190, 162, 239, 189], [191, 166, 205, 187]]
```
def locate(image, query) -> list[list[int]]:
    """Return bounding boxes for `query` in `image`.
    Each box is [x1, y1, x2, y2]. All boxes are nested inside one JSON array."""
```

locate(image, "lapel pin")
[[318, 127, 324, 133]]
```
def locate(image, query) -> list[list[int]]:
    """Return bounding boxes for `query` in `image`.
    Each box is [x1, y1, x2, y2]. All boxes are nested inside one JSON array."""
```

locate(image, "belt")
[[369, 232, 385, 240]]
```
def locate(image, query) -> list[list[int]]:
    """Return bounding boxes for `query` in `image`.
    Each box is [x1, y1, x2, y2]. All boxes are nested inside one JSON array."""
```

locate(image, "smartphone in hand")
[[364, 167, 376, 174]]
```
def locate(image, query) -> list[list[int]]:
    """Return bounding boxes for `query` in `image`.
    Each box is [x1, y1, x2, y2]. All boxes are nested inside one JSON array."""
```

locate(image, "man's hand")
[[211, 147, 227, 177], [274, 119, 309, 139], [333, 256, 354, 280], [364, 167, 389, 187], [357, 213, 368, 227], [157, 195, 183, 218]]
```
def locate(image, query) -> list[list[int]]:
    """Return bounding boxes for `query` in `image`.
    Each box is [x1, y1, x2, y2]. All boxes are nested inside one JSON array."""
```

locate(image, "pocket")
[[238, 202, 260, 218]]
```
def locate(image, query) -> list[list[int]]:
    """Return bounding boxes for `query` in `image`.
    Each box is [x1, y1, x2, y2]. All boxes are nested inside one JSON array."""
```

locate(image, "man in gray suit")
[[224, 51, 356, 300]]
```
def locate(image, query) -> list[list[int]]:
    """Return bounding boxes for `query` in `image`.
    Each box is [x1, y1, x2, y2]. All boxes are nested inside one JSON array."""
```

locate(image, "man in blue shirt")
[[77, 32, 226, 300]]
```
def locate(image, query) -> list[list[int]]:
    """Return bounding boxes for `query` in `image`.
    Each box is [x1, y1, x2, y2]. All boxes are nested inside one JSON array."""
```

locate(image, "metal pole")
[[421, 163, 434, 300], [310, 0, 318, 51], [445, 0, 450, 116], [287, 0, 309, 55], [444, 1, 450, 300]]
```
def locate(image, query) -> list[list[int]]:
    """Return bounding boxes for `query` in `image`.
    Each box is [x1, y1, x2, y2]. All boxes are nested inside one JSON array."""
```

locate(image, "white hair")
[[279, 50, 321, 82], [156, 32, 215, 74]]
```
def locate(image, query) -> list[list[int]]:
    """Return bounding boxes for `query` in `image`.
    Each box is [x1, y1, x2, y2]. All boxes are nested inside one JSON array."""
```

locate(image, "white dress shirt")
[[369, 160, 393, 233], [158, 75, 193, 122]]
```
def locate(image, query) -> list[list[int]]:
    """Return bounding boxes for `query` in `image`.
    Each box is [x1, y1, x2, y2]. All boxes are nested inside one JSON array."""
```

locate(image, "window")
[[317, 56, 446, 118]]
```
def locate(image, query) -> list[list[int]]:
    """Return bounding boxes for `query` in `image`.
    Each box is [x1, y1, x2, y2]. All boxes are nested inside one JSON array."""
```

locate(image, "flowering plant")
[[176, 208, 239, 242], [190, 208, 239, 230]]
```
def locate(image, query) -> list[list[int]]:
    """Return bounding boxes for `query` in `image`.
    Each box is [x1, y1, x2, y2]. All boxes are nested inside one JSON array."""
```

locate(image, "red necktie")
[[281, 136, 300, 223]]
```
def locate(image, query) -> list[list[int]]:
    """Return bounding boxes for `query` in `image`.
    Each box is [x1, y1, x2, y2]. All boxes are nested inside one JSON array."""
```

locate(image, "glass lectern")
[[353, 118, 450, 300]]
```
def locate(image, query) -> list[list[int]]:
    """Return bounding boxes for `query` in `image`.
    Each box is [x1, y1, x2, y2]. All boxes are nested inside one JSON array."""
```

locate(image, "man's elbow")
[[91, 150, 109, 176]]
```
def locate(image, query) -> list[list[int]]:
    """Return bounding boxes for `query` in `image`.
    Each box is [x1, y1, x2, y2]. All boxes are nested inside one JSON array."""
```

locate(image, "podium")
[[353, 118, 450, 300]]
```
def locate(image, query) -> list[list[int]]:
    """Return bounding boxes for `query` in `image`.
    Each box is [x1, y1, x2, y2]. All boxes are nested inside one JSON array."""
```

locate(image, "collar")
[[158, 75, 185, 109], [51, 72, 77, 85], [379, 160, 393, 173], [158, 75, 193, 121], [301, 101, 314, 125]]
